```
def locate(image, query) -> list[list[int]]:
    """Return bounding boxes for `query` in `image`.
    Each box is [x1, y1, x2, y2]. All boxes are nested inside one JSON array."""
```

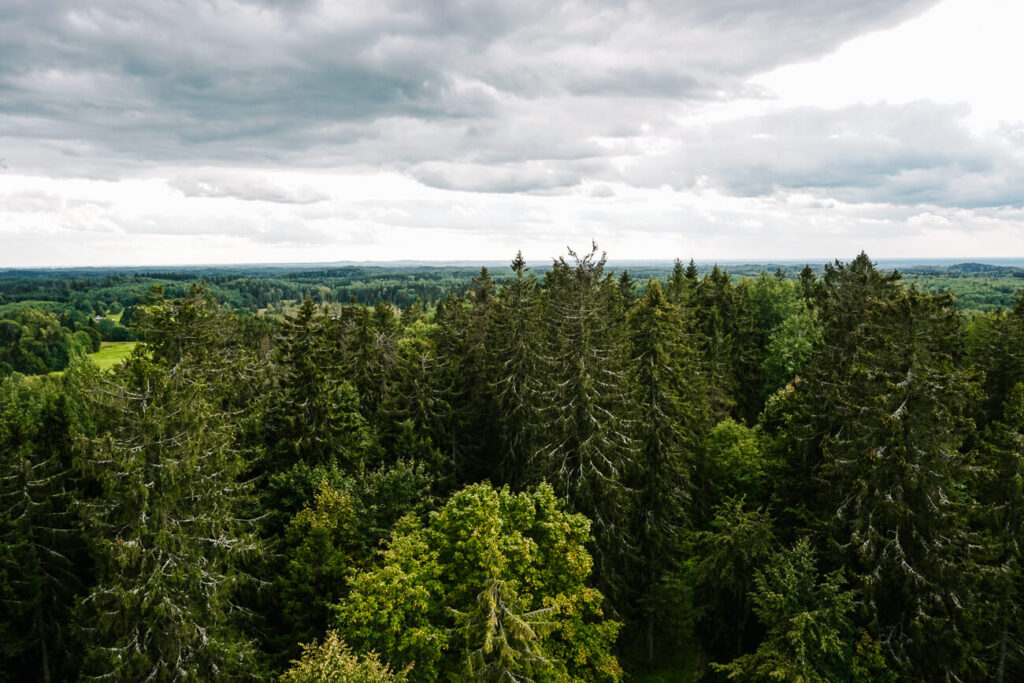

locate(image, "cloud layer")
[[3, 0, 1024, 265]]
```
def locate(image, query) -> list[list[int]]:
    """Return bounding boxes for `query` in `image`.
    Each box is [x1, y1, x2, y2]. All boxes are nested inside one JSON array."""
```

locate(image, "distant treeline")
[[1, 259, 1021, 377]]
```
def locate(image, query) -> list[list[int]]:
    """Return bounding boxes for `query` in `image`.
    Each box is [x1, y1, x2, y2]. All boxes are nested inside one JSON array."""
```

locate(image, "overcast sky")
[[2, 0, 1024, 266]]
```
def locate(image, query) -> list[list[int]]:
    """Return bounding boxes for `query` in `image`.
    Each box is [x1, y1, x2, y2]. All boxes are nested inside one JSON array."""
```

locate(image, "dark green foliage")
[[626, 280, 711, 662], [5, 251, 1024, 680], [487, 252, 542, 488], [268, 297, 377, 469], [782, 255, 980, 678], [692, 267, 762, 424], [0, 372, 91, 681], [75, 354, 259, 681], [674, 499, 776, 667], [531, 244, 637, 601], [714, 538, 894, 682], [971, 383, 1024, 680]]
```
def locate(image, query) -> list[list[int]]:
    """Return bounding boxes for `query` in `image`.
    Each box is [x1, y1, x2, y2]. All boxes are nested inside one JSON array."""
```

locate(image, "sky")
[[3, 0, 1024, 267]]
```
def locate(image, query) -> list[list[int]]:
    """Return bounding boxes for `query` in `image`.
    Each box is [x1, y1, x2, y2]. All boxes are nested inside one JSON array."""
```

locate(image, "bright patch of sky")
[[754, 0, 1024, 134]]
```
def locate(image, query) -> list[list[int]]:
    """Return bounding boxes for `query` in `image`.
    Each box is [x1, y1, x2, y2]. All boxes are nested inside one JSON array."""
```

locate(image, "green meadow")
[[88, 341, 137, 371]]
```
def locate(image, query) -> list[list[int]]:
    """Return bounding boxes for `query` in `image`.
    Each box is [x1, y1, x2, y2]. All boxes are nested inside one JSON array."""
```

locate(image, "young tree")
[[715, 538, 893, 682], [280, 631, 406, 682]]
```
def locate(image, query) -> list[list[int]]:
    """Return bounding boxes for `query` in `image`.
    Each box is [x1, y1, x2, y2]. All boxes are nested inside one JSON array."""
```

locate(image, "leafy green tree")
[[280, 631, 406, 682], [760, 304, 821, 396], [704, 418, 767, 506], [335, 483, 621, 682]]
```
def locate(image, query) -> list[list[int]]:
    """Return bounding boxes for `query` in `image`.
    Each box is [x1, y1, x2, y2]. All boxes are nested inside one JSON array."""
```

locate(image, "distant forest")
[[2, 247, 1023, 681]]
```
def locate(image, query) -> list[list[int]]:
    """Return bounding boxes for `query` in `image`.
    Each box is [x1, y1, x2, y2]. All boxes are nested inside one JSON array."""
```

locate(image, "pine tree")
[[269, 297, 375, 469], [76, 354, 259, 681], [0, 372, 91, 681], [784, 256, 979, 678], [487, 252, 543, 488], [626, 280, 711, 663], [971, 383, 1024, 680], [532, 244, 638, 602]]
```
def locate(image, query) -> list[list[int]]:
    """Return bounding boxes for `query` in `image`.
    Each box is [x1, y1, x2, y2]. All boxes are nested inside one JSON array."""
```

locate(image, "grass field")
[[89, 341, 138, 370]]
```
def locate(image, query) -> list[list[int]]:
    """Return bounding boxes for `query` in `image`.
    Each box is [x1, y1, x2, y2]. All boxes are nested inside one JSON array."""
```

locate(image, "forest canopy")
[[1, 248, 1023, 681]]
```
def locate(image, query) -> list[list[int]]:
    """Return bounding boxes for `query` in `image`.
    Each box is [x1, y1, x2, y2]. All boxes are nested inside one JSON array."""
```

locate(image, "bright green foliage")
[[745, 272, 804, 349], [715, 538, 894, 682], [451, 576, 558, 681], [0, 307, 96, 375], [280, 480, 362, 652], [277, 459, 435, 650], [760, 305, 821, 396], [335, 516, 449, 681], [75, 355, 258, 681], [281, 631, 406, 682], [704, 419, 767, 505], [335, 483, 621, 682]]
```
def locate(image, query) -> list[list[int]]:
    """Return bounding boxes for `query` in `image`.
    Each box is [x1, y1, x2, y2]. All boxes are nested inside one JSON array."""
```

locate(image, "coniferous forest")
[[3, 246, 1024, 681]]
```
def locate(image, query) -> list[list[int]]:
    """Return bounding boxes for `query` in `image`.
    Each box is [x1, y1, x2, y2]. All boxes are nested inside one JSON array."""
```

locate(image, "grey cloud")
[[656, 102, 1024, 208], [0, 0, 938, 173]]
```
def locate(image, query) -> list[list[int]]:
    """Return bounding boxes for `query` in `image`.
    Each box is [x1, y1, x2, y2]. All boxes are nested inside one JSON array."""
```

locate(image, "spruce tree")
[[531, 244, 638, 603], [785, 256, 979, 678], [0, 373, 91, 681], [487, 252, 543, 488], [76, 354, 258, 681], [626, 279, 711, 663]]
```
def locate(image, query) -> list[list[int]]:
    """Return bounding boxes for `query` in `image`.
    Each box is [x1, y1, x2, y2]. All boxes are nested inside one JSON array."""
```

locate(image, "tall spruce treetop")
[[784, 255, 979, 679], [626, 279, 711, 663], [76, 353, 258, 680], [533, 243, 637, 601], [487, 251, 543, 488]]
